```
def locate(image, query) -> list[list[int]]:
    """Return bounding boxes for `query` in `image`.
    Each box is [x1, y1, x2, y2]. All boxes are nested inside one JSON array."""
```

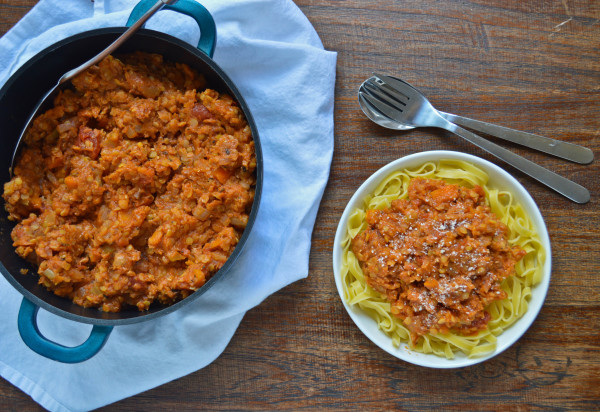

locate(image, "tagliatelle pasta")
[[340, 160, 546, 359]]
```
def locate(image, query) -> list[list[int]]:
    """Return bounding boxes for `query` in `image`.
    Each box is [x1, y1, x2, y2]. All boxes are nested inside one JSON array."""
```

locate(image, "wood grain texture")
[[0, 0, 599, 410]]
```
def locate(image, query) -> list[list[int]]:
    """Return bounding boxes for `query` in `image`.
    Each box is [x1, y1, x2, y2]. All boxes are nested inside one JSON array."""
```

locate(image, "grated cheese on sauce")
[[351, 178, 525, 342]]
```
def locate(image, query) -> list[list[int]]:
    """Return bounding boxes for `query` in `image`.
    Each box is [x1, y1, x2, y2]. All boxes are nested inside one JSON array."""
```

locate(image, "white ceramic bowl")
[[332, 150, 552, 368]]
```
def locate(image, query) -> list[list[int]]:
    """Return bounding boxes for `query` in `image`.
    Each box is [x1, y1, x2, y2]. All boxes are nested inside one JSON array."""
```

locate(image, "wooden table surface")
[[1, 0, 599, 410]]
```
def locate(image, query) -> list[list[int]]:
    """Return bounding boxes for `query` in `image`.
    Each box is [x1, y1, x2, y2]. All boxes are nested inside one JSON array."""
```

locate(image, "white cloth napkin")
[[0, 1, 337, 410]]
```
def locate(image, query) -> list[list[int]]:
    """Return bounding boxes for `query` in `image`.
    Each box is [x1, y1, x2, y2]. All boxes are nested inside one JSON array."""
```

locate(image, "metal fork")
[[360, 75, 593, 164], [359, 74, 590, 204]]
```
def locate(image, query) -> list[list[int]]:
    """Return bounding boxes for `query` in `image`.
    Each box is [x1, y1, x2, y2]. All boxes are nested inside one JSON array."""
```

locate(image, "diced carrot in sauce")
[[213, 167, 232, 184]]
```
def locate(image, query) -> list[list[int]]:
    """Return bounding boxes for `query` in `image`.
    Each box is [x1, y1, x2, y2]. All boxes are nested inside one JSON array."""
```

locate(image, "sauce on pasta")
[[340, 160, 545, 358], [351, 178, 526, 343]]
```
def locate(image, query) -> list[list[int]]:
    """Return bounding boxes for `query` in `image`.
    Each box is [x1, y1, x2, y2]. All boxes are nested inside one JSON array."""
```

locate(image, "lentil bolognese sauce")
[[351, 177, 526, 344], [3, 52, 256, 312]]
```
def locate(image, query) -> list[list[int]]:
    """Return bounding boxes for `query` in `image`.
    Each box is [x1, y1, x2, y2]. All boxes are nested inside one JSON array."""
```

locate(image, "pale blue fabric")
[[0, 1, 337, 410]]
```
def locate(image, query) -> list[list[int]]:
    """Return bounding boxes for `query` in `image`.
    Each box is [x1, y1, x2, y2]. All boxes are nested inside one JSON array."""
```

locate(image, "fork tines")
[[359, 90, 403, 122], [363, 76, 409, 108], [360, 75, 410, 120]]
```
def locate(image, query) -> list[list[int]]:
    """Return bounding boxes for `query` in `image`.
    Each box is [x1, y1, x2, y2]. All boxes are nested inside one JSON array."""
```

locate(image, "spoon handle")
[[440, 111, 594, 165], [9, 0, 177, 177], [59, 0, 177, 84], [441, 119, 590, 204]]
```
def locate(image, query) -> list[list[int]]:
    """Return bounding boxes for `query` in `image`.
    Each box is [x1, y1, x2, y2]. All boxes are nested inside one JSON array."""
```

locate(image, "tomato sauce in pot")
[[3, 52, 256, 312]]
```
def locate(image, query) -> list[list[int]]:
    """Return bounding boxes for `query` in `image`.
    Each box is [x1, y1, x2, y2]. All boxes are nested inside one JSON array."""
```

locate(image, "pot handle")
[[126, 0, 217, 57], [17, 298, 113, 363]]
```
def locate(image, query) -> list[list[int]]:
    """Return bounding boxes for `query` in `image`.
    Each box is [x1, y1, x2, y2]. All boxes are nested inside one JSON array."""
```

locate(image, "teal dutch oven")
[[0, 0, 263, 363]]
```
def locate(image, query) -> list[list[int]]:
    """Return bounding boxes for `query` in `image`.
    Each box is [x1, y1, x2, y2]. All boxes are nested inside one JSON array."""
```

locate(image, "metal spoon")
[[358, 74, 590, 204], [9, 0, 177, 176], [359, 74, 593, 164]]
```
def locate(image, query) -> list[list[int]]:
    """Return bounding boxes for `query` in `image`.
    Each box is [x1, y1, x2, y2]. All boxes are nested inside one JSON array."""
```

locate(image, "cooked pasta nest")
[[340, 159, 546, 359]]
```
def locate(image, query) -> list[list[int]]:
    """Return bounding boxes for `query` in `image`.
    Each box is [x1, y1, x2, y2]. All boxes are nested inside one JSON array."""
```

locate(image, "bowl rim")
[[332, 150, 552, 368]]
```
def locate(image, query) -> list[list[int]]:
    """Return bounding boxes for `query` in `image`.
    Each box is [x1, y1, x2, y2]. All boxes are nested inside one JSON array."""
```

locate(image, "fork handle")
[[440, 111, 594, 165], [441, 120, 590, 203]]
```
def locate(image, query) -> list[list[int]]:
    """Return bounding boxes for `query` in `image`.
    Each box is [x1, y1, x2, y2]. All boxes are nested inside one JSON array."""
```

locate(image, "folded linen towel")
[[0, 1, 337, 410]]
